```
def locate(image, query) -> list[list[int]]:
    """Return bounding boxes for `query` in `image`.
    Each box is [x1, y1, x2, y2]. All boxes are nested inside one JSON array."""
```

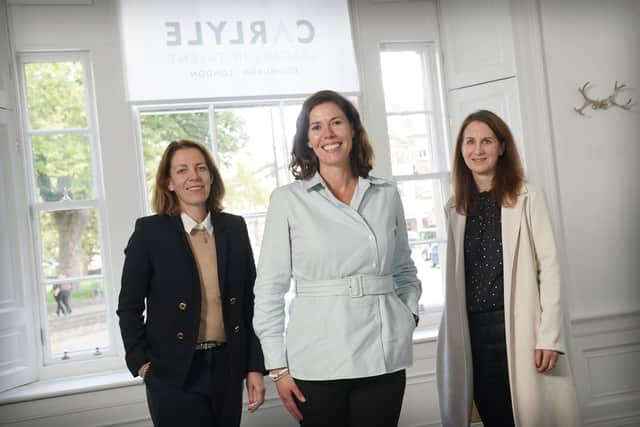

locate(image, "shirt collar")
[[180, 211, 213, 234], [302, 172, 324, 191], [302, 172, 386, 191]]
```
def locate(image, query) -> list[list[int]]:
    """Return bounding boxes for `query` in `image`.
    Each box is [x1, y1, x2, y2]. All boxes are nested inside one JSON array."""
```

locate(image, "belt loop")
[[349, 275, 364, 298]]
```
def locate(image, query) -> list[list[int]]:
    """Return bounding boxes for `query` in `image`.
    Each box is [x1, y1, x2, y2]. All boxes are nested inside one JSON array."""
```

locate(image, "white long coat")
[[436, 183, 580, 426]]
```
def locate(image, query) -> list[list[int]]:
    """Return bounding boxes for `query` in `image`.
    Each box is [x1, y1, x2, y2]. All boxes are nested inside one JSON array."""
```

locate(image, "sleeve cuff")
[[259, 336, 288, 370], [535, 331, 566, 354]]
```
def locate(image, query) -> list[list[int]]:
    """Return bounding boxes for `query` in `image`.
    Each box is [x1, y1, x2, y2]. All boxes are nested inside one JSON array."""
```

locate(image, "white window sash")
[[14, 51, 120, 377], [381, 42, 450, 329]]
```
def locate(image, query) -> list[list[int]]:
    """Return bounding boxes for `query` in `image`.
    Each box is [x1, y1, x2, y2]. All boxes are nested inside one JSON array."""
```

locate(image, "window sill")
[[0, 370, 140, 406], [413, 326, 439, 343], [0, 332, 438, 406]]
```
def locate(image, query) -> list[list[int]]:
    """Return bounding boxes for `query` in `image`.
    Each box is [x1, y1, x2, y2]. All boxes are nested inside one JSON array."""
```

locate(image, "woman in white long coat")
[[436, 110, 580, 426]]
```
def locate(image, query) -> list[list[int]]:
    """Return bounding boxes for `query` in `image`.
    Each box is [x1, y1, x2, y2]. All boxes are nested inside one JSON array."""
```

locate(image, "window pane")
[[46, 278, 109, 358], [216, 106, 282, 214], [39, 209, 102, 280], [397, 180, 447, 310], [24, 61, 88, 130], [245, 215, 266, 262], [283, 104, 301, 145], [412, 241, 444, 309], [32, 133, 94, 202], [388, 113, 436, 175], [398, 180, 446, 239], [380, 50, 428, 112], [283, 103, 302, 182], [140, 110, 210, 210]]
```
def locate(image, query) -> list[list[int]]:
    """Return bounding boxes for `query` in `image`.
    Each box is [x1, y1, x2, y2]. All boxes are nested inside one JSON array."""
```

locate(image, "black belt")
[[195, 341, 226, 350]]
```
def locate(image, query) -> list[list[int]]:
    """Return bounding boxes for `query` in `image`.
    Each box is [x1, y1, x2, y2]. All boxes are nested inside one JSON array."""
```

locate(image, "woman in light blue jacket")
[[253, 90, 421, 426]]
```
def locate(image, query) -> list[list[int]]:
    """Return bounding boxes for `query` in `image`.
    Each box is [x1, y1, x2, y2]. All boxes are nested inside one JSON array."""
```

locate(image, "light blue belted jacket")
[[253, 172, 421, 380]]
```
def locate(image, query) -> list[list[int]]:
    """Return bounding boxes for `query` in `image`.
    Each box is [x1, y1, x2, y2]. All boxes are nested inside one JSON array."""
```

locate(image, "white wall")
[[539, 0, 640, 319], [513, 0, 640, 424], [541, 1, 640, 424]]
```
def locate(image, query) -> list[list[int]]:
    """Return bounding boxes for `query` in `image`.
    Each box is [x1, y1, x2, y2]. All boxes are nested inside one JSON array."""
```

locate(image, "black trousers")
[[57, 290, 72, 314], [468, 309, 515, 427], [294, 370, 406, 427], [54, 294, 65, 315], [144, 346, 243, 427]]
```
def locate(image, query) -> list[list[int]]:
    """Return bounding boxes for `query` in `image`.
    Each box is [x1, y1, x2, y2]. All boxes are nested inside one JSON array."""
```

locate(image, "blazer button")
[[233, 325, 240, 333], [176, 332, 184, 340], [178, 302, 187, 311], [229, 297, 236, 305]]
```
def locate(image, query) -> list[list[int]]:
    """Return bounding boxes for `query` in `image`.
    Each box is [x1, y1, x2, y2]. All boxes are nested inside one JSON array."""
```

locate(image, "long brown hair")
[[452, 110, 524, 215], [152, 139, 225, 215], [290, 90, 374, 180]]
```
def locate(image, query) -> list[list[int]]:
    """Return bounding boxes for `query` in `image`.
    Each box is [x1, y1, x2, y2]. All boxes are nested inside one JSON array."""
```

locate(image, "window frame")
[[16, 50, 121, 379], [132, 98, 305, 211], [379, 41, 451, 329]]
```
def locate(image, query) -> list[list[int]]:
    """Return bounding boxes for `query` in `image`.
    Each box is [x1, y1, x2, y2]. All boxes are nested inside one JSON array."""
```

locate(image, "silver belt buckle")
[[195, 341, 223, 350], [349, 276, 364, 298]]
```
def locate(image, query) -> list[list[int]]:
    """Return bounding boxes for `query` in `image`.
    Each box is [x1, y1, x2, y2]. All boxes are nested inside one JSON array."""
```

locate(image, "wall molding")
[[572, 310, 640, 338], [570, 310, 640, 425], [583, 410, 640, 427]]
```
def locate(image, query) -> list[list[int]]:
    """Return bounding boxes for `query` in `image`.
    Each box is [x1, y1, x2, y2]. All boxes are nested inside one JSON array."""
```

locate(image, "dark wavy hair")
[[152, 139, 225, 215], [452, 110, 524, 215], [289, 90, 374, 180]]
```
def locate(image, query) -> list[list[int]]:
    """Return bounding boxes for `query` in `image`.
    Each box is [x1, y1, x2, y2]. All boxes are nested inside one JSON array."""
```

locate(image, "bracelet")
[[274, 369, 289, 382], [269, 367, 289, 382]]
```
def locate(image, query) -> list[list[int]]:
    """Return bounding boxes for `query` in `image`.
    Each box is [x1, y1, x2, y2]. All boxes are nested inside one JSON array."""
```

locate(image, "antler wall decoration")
[[574, 81, 633, 115]]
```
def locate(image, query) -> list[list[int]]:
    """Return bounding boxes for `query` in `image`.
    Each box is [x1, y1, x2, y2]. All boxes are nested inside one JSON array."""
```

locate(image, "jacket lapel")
[[212, 211, 229, 295], [449, 204, 467, 299], [501, 186, 528, 311], [170, 215, 192, 256], [169, 214, 203, 284]]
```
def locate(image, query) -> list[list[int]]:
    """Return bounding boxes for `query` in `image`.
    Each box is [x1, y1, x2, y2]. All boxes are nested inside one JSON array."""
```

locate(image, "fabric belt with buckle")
[[195, 341, 226, 350], [296, 275, 394, 298]]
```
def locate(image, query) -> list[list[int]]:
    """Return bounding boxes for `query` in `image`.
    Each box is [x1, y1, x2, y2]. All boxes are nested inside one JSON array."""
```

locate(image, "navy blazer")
[[117, 211, 265, 387]]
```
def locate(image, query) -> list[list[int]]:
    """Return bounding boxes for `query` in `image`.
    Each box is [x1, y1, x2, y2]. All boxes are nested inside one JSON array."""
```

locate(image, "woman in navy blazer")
[[117, 139, 265, 427]]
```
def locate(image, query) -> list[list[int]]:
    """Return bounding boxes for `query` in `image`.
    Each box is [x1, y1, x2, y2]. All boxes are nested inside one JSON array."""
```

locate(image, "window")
[[17, 52, 115, 366], [135, 100, 303, 259], [380, 43, 450, 323]]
